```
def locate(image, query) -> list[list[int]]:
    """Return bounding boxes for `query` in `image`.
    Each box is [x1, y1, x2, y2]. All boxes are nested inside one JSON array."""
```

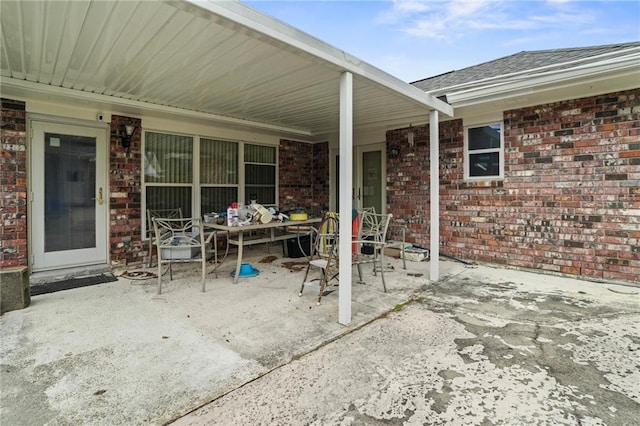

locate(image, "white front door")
[[31, 120, 108, 271], [332, 142, 386, 214], [356, 143, 386, 214]]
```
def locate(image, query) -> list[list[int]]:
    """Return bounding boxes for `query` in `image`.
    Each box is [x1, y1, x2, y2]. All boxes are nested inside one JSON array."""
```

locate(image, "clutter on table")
[[289, 209, 308, 221], [203, 202, 307, 226]]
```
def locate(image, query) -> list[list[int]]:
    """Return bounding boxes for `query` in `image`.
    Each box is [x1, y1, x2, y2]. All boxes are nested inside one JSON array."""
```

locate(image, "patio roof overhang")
[[1, 0, 453, 325], [0, 0, 452, 140]]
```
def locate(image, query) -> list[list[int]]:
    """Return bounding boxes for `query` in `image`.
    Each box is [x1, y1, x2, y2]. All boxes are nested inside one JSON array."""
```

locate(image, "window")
[[144, 132, 194, 216], [143, 132, 277, 238], [200, 138, 238, 214], [465, 123, 503, 179], [244, 144, 276, 205]]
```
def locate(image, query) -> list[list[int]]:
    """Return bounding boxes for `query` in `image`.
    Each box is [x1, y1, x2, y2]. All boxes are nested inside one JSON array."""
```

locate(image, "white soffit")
[[0, 0, 452, 139]]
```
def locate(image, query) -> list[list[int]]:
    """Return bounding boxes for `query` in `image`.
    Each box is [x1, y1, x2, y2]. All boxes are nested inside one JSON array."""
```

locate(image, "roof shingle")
[[411, 42, 640, 94]]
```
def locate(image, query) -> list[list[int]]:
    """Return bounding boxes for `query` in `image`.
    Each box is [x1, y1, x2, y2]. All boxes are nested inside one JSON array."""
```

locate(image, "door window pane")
[[362, 151, 382, 213], [44, 133, 96, 252]]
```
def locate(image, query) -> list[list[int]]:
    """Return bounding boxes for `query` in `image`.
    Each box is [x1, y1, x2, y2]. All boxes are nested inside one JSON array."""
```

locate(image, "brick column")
[[0, 99, 28, 269], [109, 115, 144, 266]]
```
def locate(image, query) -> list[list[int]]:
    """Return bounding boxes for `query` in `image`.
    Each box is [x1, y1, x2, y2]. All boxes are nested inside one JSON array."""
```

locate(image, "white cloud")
[[545, 0, 574, 5], [393, 0, 437, 13], [388, 0, 598, 40], [446, 0, 494, 18], [398, 0, 502, 38]]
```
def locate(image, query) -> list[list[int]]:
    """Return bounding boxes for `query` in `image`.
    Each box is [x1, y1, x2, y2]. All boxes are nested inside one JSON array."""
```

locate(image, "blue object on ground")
[[232, 263, 259, 278]]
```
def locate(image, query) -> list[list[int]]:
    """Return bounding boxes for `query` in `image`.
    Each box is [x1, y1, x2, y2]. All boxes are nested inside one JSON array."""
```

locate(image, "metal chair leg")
[[299, 264, 312, 296], [379, 252, 387, 292]]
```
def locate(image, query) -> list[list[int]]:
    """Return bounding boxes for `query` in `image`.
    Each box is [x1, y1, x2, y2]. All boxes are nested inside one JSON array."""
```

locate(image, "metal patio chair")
[[152, 216, 207, 294], [352, 210, 393, 293], [299, 212, 340, 305], [146, 208, 183, 268]]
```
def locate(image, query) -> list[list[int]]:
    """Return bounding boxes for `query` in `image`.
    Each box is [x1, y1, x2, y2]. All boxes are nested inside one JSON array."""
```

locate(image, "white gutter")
[[181, 0, 453, 117], [443, 54, 640, 106], [426, 48, 640, 97]]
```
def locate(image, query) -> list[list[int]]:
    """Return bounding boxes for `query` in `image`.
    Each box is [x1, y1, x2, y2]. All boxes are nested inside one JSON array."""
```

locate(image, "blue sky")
[[243, 0, 640, 82]]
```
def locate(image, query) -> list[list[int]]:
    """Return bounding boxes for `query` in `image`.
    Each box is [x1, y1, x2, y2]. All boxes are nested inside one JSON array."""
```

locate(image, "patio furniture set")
[[148, 207, 406, 301]]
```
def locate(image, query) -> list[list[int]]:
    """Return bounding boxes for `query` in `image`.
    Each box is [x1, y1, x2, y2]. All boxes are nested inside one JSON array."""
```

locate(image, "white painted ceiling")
[[0, 0, 452, 140]]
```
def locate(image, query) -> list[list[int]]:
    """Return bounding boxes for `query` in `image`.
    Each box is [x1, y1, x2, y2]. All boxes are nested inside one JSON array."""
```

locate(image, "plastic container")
[[403, 248, 429, 262], [227, 202, 239, 226], [283, 235, 312, 258], [290, 212, 308, 221], [203, 213, 218, 223]]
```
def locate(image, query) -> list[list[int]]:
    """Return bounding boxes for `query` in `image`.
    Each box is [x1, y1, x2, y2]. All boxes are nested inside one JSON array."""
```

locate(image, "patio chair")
[[147, 208, 182, 268], [352, 211, 393, 292], [299, 212, 340, 305], [152, 216, 207, 294]]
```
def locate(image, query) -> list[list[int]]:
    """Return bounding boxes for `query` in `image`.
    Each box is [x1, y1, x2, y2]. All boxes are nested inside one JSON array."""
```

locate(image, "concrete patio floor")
[[1, 248, 639, 425]]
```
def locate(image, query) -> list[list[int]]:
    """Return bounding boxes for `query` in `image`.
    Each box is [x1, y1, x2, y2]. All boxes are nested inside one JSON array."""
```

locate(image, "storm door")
[[31, 121, 108, 271], [333, 143, 386, 214]]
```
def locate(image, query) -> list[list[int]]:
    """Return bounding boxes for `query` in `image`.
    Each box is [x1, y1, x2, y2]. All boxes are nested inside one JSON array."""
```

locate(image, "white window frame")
[[463, 121, 504, 181], [199, 136, 241, 217], [243, 143, 278, 208], [142, 131, 279, 240]]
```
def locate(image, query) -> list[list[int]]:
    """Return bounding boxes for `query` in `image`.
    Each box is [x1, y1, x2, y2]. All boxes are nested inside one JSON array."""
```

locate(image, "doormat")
[[30, 273, 118, 296]]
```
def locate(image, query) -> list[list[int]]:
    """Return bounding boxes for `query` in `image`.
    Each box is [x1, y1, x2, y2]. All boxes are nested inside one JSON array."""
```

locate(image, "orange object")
[[352, 213, 360, 254]]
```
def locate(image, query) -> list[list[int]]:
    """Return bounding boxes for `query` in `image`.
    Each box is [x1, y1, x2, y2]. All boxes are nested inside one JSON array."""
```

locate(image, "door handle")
[[358, 188, 361, 200], [94, 187, 104, 205]]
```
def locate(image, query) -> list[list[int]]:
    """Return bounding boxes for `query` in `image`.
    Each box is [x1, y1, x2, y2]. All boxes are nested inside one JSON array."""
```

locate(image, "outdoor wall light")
[[407, 124, 415, 148], [406, 124, 416, 156], [388, 145, 400, 159], [119, 123, 137, 151]]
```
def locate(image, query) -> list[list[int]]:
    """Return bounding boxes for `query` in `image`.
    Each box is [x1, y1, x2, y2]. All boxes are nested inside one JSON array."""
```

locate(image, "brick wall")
[[387, 128, 421, 242], [109, 115, 144, 266], [0, 99, 28, 268], [278, 139, 329, 217], [386, 88, 639, 284], [312, 142, 330, 216]]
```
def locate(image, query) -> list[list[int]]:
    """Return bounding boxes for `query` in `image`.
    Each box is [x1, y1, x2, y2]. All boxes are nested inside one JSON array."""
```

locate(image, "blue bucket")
[[232, 263, 259, 278]]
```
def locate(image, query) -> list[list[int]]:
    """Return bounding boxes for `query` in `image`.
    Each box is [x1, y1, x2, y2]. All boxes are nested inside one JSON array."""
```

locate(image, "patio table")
[[204, 218, 321, 283]]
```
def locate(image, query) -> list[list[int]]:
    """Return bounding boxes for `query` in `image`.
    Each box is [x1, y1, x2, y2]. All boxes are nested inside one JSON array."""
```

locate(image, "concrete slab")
[[1, 251, 449, 425], [1, 251, 638, 425], [175, 264, 640, 425]]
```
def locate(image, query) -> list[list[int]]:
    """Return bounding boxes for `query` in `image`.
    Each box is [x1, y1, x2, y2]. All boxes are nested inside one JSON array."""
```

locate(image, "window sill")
[[459, 178, 504, 189]]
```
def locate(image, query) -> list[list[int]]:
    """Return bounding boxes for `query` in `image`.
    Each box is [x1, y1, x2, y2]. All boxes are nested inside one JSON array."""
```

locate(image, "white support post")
[[429, 110, 440, 282], [338, 71, 353, 325]]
